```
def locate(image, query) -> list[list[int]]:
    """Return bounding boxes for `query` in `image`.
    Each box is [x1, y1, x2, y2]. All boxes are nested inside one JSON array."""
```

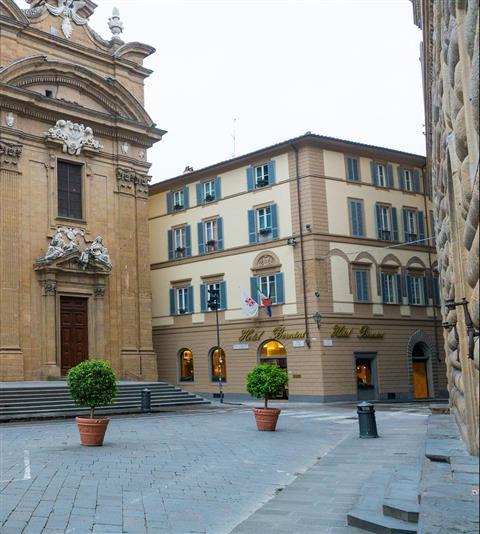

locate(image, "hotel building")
[[149, 133, 447, 402]]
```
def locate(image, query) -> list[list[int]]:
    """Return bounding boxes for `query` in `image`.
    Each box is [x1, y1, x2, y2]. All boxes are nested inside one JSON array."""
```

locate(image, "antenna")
[[232, 118, 237, 157]]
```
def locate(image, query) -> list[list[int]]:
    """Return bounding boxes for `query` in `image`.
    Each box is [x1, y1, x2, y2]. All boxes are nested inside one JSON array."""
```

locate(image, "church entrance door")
[[60, 296, 88, 375]]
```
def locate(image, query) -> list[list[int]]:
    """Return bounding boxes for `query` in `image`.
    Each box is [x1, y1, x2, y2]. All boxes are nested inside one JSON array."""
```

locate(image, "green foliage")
[[246, 364, 288, 408], [67, 360, 118, 417]]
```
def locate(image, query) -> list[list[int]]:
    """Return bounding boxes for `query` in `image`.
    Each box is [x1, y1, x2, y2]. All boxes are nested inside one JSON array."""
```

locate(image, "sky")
[[17, 1, 425, 183]]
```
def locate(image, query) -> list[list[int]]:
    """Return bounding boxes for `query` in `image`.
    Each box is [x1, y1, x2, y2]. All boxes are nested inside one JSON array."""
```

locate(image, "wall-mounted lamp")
[[313, 312, 322, 329], [287, 237, 298, 246], [305, 224, 312, 232], [443, 298, 479, 361]]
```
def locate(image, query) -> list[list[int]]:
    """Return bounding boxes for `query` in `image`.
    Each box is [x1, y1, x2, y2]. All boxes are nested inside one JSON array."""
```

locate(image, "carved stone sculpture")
[[45, 1, 88, 38], [0, 141, 22, 167], [108, 7, 124, 37], [37, 227, 84, 263], [46, 120, 103, 155], [79, 236, 112, 270], [5, 113, 15, 127]]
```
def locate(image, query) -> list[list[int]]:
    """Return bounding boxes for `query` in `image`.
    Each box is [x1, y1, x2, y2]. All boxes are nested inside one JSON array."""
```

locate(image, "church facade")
[[0, 0, 164, 381]]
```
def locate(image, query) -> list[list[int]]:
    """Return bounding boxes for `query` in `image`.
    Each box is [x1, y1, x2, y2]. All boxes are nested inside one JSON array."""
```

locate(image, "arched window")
[[260, 340, 287, 358], [179, 349, 194, 381], [210, 347, 226, 382]]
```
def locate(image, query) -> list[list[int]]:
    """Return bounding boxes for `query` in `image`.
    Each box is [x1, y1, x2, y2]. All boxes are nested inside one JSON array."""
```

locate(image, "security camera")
[[306, 224, 312, 231]]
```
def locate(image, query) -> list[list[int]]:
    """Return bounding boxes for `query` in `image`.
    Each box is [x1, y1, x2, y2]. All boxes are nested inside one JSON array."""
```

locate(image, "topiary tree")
[[246, 364, 288, 409], [67, 360, 118, 418]]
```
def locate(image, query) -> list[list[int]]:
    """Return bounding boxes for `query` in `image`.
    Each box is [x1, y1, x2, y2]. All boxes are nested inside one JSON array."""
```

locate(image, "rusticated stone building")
[[413, 0, 479, 454], [0, 0, 164, 381]]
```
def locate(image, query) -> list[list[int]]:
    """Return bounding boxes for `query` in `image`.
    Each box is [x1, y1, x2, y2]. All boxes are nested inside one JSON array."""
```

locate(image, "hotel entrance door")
[[355, 354, 377, 401], [60, 296, 88, 375]]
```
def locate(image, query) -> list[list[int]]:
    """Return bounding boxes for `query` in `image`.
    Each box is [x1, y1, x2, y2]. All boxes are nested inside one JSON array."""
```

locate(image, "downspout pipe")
[[291, 142, 311, 348]]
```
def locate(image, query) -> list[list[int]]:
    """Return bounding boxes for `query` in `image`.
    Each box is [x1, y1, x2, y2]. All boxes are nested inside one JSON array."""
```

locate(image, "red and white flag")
[[241, 291, 259, 317]]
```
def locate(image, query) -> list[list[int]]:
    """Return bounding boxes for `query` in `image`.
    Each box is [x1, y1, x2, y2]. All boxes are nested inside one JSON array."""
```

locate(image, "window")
[[210, 347, 226, 382], [403, 209, 417, 242], [58, 161, 82, 220], [432, 274, 440, 306], [200, 281, 227, 312], [203, 180, 216, 202], [349, 199, 365, 237], [174, 227, 186, 257], [247, 161, 276, 191], [198, 218, 224, 254], [354, 270, 370, 302], [179, 349, 194, 381], [404, 169, 413, 192], [251, 273, 285, 305], [173, 190, 184, 210], [167, 187, 189, 213], [371, 162, 394, 188], [377, 165, 386, 187], [346, 157, 360, 182], [407, 274, 427, 306], [169, 286, 194, 315], [205, 220, 217, 251], [168, 226, 191, 260], [257, 206, 272, 238], [255, 164, 270, 188], [381, 271, 402, 304], [248, 204, 279, 243], [375, 205, 398, 241]]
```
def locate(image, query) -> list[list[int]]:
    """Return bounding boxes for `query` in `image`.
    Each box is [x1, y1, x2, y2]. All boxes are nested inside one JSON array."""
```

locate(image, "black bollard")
[[141, 388, 151, 413], [357, 401, 378, 438]]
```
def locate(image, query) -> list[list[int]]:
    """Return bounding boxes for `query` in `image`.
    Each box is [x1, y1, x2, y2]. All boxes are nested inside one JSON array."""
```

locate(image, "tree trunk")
[[264, 397, 268, 409], [90, 407, 95, 419]]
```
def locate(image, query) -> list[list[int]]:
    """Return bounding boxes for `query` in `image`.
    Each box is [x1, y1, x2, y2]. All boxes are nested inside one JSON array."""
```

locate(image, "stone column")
[[40, 276, 59, 378], [0, 141, 24, 380], [93, 283, 106, 359]]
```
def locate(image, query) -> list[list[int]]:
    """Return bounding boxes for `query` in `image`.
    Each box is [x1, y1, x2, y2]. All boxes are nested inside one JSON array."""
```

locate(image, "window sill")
[[179, 379, 194, 383], [56, 216, 86, 225]]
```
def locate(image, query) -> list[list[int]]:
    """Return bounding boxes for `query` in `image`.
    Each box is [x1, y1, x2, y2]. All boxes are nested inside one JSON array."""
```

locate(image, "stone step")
[[347, 469, 419, 534], [382, 464, 421, 523]]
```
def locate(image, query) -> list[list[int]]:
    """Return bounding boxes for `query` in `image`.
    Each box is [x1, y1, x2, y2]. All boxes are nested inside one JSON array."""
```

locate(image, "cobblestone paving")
[[0, 404, 429, 533]]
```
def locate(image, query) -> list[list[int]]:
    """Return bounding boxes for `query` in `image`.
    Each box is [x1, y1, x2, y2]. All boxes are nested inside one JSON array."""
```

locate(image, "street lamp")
[[208, 287, 224, 403]]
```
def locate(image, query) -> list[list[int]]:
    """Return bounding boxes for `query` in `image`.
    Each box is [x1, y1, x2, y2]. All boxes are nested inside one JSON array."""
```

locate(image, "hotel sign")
[[238, 327, 306, 343], [331, 325, 384, 339]]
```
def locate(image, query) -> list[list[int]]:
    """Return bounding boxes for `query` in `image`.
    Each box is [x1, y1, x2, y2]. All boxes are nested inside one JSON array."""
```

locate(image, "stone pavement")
[[0, 403, 432, 533]]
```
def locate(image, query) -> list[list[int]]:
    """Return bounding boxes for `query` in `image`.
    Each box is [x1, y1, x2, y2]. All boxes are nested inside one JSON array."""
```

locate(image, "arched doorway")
[[412, 343, 430, 399], [258, 340, 288, 399]]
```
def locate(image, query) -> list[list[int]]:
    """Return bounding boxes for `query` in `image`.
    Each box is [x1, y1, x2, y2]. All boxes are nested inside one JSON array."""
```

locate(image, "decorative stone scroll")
[[41, 280, 57, 296], [45, 1, 89, 39], [116, 167, 150, 198], [0, 141, 22, 168], [46, 120, 103, 155]]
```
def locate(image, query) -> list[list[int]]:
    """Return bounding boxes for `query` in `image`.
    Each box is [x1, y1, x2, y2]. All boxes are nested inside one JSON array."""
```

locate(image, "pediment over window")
[[251, 251, 282, 274], [0, 56, 153, 125]]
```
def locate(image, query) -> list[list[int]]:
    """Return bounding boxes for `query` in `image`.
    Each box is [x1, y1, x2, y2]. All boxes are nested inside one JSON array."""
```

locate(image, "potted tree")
[[246, 364, 288, 431], [67, 359, 118, 446]]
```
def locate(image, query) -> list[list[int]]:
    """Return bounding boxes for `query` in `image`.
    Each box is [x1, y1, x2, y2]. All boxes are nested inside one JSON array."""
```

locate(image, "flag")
[[257, 286, 273, 318], [241, 291, 258, 317]]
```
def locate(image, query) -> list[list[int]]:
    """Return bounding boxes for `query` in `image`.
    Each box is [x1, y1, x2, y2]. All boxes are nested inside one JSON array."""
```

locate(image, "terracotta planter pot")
[[253, 407, 281, 431], [75, 416, 110, 446]]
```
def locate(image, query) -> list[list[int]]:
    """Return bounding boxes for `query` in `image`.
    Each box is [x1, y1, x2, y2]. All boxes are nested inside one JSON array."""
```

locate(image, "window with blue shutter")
[[220, 281, 227, 310], [396, 273, 403, 304], [381, 272, 388, 303], [217, 217, 224, 250], [350, 200, 364, 237], [412, 170, 421, 192], [250, 276, 258, 302], [247, 167, 255, 191], [347, 157, 360, 181], [275, 273, 285, 304], [422, 276, 429, 305], [398, 168, 405, 190], [214, 176, 222, 200], [402, 209, 409, 241], [196, 183, 203, 205], [200, 284, 207, 312], [183, 186, 190, 209], [167, 192, 174, 213], [185, 225, 192, 257], [169, 288, 176, 315], [391, 208, 399, 241], [187, 286, 194, 314], [417, 211, 425, 243], [168, 229, 174, 260], [248, 209, 257, 244], [267, 160, 276, 185], [354, 270, 369, 302], [375, 205, 383, 239], [433, 276, 440, 306], [197, 222, 205, 255], [386, 165, 394, 188], [371, 161, 378, 185], [407, 275, 414, 304], [271, 204, 279, 239]]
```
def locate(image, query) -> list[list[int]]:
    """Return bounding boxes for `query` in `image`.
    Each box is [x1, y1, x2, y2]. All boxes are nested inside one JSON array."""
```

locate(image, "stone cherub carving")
[[46, 120, 103, 155], [37, 227, 83, 263], [79, 236, 112, 270]]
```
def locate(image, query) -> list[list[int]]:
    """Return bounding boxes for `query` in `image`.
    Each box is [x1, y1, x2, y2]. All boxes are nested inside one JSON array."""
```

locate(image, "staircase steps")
[[0, 382, 209, 421], [347, 465, 421, 533]]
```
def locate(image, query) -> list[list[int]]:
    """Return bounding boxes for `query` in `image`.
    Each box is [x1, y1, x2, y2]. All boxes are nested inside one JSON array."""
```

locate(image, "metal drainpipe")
[[422, 166, 441, 362], [291, 143, 311, 348]]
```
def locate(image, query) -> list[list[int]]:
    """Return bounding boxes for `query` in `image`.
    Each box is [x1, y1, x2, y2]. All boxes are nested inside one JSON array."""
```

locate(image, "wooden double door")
[[60, 296, 88, 375]]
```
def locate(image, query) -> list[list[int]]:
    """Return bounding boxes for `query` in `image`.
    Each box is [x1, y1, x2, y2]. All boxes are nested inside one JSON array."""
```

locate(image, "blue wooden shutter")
[[220, 281, 227, 310], [271, 204, 279, 239], [197, 222, 205, 255], [386, 165, 394, 188], [398, 168, 405, 190], [250, 277, 258, 302], [200, 284, 207, 312], [402, 209, 409, 242], [433, 277, 440, 306], [424, 173, 431, 197], [275, 273, 285, 304], [268, 160, 276, 185], [380, 272, 387, 303], [417, 211, 425, 243], [167, 192, 174, 213], [422, 276, 429, 305], [413, 170, 421, 192], [375, 205, 383, 239], [248, 209, 257, 244], [407, 275, 413, 304], [187, 286, 194, 313], [168, 229, 174, 260], [355, 271, 368, 301], [371, 161, 378, 185], [169, 288, 176, 315], [185, 225, 192, 256], [217, 217, 224, 250], [351, 201, 364, 237], [196, 183, 204, 205], [396, 274, 403, 304], [214, 176, 222, 200], [247, 167, 255, 191], [183, 186, 190, 209], [347, 158, 358, 181], [391, 208, 399, 241]]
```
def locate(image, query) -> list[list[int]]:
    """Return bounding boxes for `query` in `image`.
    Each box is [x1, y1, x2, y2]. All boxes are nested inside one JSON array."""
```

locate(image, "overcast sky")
[[18, 0, 425, 182]]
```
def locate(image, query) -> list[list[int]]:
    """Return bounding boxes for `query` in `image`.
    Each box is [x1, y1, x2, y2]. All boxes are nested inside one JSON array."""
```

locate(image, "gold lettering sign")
[[238, 326, 306, 343], [357, 326, 384, 339], [239, 329, 265, 343], [331, 325, 353, 338], [272, 327, 306, 340], [330, 325, 384, 339]]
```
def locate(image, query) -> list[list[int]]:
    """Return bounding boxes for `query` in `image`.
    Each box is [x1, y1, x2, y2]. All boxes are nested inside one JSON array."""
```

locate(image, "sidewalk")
[[230, 410, 428, 533]]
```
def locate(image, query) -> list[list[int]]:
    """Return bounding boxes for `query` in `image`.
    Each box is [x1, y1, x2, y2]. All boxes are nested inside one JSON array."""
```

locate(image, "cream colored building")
[[412, 0, 479, 455], [149, 133, 446, 402], [0, 0, 164, 381]]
